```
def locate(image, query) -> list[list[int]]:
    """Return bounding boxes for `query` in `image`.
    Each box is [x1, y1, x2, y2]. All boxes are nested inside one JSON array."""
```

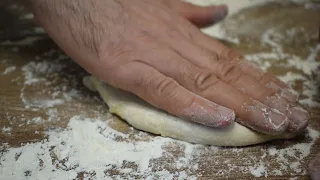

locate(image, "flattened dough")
[[83, 76, 296, 146]]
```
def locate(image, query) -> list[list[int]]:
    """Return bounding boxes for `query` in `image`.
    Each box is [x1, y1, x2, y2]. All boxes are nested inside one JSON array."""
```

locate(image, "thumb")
[[163, 1, 228, 28]]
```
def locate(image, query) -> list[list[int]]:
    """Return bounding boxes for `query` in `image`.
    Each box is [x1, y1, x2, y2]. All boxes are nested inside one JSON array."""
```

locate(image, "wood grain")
[[0, 1, 319, 179]]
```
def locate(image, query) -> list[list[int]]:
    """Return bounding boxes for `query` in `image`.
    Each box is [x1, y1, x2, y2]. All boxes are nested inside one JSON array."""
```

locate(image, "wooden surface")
[[0, 1, 320, 179]]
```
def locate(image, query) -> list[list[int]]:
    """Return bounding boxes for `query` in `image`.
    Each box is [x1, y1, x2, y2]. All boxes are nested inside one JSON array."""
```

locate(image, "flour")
[[289, 177, 299, 180], [1, 0, 319, 179], [1, 66, 16, 75], [196, 0, 272, 43], [246, 127, 320, 177], [267, 128, 320, 174], [26, 117, 43, 125], [0, 116, 200, 179], [20, 51, 83, 109], [20, 13, 34, 20], [278, 72, 320, 107], [2, 127, 12, 135], [1, 37, 44, 46], [258, 28, 319, 75], [21, 59, 66, 85], [3, 116, 317, 179], [249, 163, 267, 177]]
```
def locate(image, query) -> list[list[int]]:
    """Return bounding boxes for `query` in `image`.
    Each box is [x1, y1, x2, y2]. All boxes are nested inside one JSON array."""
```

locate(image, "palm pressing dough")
[[83, 76, 296, 146]]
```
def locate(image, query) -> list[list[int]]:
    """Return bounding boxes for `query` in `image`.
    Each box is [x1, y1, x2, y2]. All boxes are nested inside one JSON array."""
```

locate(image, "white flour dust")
[[0, 116, 199, 179], [1, 37, 43, 46], [249, 164, 267, 177], [1, 0, 319, 179], [20, 50, 82, 110], [1, 66, 16, 75], [2, 127, 12, 135], [0, 115, 318, 179], [196, 0, 273, 43], [248, 127, 320, 177]]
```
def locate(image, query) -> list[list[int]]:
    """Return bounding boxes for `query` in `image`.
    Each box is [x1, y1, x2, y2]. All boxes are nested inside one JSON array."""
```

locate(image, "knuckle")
[[258, 72, 273, 84], [135, 30, 154, 44], [167, 28, 195, 43], [200, 48, 219, 62], [193, 71, 220, 92], [218, 62, 243, 85], [232, 56, 246, 66], [219, 47, 241, 61], [153, 77, 179, 98], [174, 20, 198, 41], [100, 43, 135, 67], [181, 28, 195, 41]]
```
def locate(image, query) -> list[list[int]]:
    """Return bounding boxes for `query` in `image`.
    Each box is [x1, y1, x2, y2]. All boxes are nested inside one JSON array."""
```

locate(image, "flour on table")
[[1, 66, 16, 75], [193, 0, 273, 44], [247, 127, 320, 177], [2, 127, 12, 136], [1, 0, 319, 179], [0, 116, 319, 179], [19, 13, 34, 20], [0, 116, 200, 179], [1, 37, 43, 46], [26, 117, 44, 125], [249, 163, 267, 177], [20, 50, 83, 109]]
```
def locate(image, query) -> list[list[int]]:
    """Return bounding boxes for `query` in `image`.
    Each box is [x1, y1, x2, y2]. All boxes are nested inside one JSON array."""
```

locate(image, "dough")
[[83, 76, 296, 146]]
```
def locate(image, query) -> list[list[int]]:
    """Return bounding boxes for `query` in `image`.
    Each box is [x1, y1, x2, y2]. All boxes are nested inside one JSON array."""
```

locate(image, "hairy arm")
[[27, 0, 123, 67]]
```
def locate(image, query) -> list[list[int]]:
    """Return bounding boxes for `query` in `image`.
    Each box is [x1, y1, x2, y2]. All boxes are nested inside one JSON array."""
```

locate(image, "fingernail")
[[241, 100, 289, 135], [216, 105, 236, 126], [266, 109, 289, 132], [265, 94, 290, 113], [287, 105, 309, 132], [183, 98, 235, 128], [213, 5, 228, 22]]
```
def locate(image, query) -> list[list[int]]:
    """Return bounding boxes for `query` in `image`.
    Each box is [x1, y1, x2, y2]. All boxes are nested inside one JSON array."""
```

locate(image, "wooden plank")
[[0, 1, 319, 179]]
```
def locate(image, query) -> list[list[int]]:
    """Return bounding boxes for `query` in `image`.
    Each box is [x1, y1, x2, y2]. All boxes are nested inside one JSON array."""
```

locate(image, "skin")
[[26, 0, 309, 135]]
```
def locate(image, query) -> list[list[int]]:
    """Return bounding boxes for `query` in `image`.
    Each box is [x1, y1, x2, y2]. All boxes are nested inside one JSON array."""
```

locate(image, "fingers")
[[103, 60, 235, 128], [162, 0, 228, 28], [287, 105, 309, 132], [140, 48, 289, 135], [190, 32, 300, 102], [155, 30, 308, 134], [197, 43, 308, 133], [236, 59, 299, 102]]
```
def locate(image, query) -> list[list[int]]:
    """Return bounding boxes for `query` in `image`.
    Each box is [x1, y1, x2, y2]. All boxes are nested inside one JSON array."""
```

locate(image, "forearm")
[[27, 0, 102, 51], [26, 0, 124, 69]]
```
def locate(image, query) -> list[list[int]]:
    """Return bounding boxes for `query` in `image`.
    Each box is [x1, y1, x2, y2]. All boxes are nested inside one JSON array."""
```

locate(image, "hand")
[[28, 0, 308, 135]]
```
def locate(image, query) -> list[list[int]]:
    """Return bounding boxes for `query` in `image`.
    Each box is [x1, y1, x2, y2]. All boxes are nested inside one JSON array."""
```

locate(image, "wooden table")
[[1, 1, 319, 179]]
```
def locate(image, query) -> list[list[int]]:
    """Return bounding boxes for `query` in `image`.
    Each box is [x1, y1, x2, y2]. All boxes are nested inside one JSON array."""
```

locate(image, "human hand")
[[29, 0, 308, 135]]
